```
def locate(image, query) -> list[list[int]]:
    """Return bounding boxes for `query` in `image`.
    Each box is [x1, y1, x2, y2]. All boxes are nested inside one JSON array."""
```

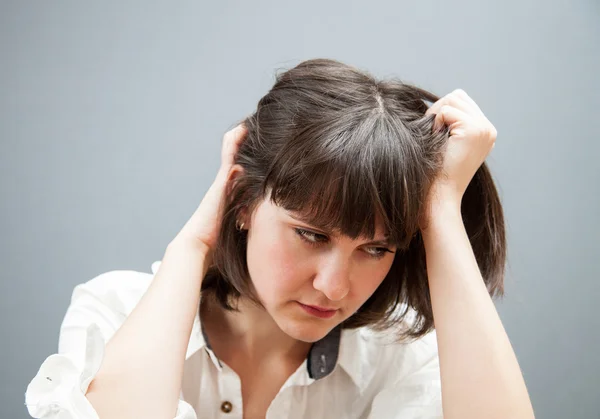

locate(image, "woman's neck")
[[200, 294, 312, 366]]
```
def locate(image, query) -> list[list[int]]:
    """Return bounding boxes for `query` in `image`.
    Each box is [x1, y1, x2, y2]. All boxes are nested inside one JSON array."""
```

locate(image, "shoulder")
[[360, 325, 439, 377], [344, 318, 442, 416], [342, 305, 440, 389]]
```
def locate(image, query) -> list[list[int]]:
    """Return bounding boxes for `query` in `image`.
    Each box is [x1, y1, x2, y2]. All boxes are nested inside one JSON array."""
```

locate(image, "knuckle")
[[483, 125, 497, 139], [224, 124, 246, 142], [453, 88, 468, 99], [224, 125, 240, 137], [448, 95, 463, 108]]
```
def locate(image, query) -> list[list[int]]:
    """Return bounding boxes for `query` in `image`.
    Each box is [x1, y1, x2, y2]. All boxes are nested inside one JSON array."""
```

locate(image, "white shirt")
[[24, 260, 443, 419]]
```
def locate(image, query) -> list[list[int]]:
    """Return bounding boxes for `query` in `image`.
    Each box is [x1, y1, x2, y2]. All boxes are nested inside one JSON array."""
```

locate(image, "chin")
[[275, 313, 339, 343]]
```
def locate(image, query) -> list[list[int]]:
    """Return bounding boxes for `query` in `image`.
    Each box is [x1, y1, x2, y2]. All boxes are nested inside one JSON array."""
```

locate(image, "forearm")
[[421, 200, 534, 419], [85, 239, 209, 419]]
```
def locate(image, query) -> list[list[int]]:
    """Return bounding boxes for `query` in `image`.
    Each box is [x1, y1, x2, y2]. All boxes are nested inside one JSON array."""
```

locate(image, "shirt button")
[[220, 400, 233, 413]]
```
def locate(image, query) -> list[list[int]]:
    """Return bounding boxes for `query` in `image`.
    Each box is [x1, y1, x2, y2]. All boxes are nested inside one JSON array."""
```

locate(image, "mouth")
[[296, 302, 338, 319]]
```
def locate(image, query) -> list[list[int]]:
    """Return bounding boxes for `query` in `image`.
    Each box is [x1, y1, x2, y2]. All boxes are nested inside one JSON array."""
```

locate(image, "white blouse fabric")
[[25, 261, 443, 419]]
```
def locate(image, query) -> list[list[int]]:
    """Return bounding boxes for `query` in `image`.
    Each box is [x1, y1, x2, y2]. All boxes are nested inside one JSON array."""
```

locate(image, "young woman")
[[25, 58, 535, 419]]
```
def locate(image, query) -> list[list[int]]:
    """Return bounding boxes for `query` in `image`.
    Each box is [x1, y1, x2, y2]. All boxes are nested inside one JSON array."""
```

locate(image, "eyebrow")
[[288, 213, 393, 246]]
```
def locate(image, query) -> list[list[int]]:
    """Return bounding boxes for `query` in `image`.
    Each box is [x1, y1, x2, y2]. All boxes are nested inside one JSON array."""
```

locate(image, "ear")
[[226, 165, 251, 227], [237, 199, 250, 229]]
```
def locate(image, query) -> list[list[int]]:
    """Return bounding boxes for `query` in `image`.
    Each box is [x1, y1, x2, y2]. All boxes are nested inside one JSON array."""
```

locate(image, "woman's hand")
[[421, 89, 497, 228], [171, 123, 248, 258]]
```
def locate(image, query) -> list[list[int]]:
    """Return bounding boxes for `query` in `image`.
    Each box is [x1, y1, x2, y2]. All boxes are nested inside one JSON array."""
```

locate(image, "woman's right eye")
[[294, 228, 328, 246]]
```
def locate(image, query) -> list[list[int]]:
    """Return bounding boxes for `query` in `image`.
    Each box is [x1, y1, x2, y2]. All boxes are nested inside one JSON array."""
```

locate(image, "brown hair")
[[202, 58, 506, 341]]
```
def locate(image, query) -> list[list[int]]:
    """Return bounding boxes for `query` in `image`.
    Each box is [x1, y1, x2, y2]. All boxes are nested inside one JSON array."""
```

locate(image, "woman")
[[25, 58, 535, 418]]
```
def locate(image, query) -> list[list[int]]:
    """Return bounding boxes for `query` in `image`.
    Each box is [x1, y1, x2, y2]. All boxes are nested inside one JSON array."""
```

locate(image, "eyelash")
[[294, 228, 394, 260]]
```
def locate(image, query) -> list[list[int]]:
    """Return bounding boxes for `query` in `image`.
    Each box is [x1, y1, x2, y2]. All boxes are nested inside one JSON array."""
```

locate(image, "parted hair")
[[201, 58, 506, 341]]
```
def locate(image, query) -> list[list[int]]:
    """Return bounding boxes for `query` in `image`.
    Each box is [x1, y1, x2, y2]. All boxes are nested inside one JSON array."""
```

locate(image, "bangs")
[[262, 111, 428, 250], [208, 59, 505, 338]]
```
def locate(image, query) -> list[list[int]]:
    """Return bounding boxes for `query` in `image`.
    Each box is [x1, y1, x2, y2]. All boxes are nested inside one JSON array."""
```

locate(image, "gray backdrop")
[[2, 1, 598, 418]]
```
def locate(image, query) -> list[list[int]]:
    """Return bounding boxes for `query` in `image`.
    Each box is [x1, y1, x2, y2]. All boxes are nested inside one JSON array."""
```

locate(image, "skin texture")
[[205, 197, 397, 361]]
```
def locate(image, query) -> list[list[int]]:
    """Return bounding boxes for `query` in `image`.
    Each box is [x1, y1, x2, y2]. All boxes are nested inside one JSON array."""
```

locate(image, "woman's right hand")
[[169, 123, 248, 261]]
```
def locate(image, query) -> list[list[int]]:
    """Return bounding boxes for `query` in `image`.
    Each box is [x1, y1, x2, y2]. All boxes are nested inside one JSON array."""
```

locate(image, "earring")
[[236, 220, 245, 231]]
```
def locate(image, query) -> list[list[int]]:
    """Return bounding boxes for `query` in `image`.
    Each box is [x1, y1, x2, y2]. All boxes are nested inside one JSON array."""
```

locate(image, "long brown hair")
[[203, 58, 506, 341]]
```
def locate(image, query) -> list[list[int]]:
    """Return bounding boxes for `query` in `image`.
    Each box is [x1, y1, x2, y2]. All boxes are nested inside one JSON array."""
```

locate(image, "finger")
[[425, 95, 445, 117], [444, 94, 473, 115], [452, 89, 484, 117], [224, 123, 248, 147], [426, 89, 460, 116], [222, 123, 249, 162], [426, 90, 474, 118], [433, 105, 470, 133]]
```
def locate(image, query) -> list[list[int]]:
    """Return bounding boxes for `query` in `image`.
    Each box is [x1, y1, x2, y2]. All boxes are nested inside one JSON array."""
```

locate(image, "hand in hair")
[[422, 88, 497, 228], [172, 123, 248, 261]]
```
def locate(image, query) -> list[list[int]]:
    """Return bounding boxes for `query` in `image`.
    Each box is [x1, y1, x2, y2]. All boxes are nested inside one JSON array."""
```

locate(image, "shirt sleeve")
[[367, 330, 443, 419], [24, 270, 198, 419]]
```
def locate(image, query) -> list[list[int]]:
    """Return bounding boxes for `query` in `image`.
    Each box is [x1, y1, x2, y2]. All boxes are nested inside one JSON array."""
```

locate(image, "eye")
[[294, 228, 327, 246], [365, 247, 395, 259], [294, 228, 395, 260]]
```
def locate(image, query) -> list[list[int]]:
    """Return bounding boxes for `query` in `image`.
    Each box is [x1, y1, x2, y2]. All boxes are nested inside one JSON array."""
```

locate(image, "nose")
[[312, 255, 351, 301]]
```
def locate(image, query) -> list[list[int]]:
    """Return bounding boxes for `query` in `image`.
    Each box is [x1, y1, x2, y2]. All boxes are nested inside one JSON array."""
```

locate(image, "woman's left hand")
[[421, 89, 497, 227]]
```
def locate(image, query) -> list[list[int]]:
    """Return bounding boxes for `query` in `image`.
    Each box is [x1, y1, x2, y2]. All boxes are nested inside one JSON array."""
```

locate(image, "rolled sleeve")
[[24, 271, 197, 419], [25, 323, 104, 418]]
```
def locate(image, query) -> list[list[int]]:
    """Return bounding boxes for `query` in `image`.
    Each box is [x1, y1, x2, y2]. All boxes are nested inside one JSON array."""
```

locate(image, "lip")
[[297, 302, 338, 318]]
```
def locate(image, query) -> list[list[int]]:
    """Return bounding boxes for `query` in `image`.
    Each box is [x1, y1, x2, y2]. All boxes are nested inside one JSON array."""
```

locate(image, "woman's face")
[[243, 196, 397, 343]]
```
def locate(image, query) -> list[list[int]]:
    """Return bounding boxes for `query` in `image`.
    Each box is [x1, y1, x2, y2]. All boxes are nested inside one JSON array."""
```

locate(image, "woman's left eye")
[[366, 247, 395, 259], [294, 228, 393, 259]]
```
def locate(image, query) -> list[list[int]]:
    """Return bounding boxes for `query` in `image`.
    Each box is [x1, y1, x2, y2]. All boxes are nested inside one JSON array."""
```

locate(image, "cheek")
[[351, 260, 394, 304], [246, 227, 307, 301]]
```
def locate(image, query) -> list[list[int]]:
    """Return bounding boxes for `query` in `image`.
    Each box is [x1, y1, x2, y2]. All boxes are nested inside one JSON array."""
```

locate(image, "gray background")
[[2, 1, 598, 418]]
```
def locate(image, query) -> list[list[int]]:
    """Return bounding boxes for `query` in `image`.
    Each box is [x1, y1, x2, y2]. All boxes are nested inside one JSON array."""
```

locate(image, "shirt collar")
[[151, 260, 370, 392]]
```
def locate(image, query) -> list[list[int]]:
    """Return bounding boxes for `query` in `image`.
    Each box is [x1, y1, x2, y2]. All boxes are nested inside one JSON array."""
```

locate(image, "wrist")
[[167, 235, 213, 264], [421, 193, 463, 236]]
